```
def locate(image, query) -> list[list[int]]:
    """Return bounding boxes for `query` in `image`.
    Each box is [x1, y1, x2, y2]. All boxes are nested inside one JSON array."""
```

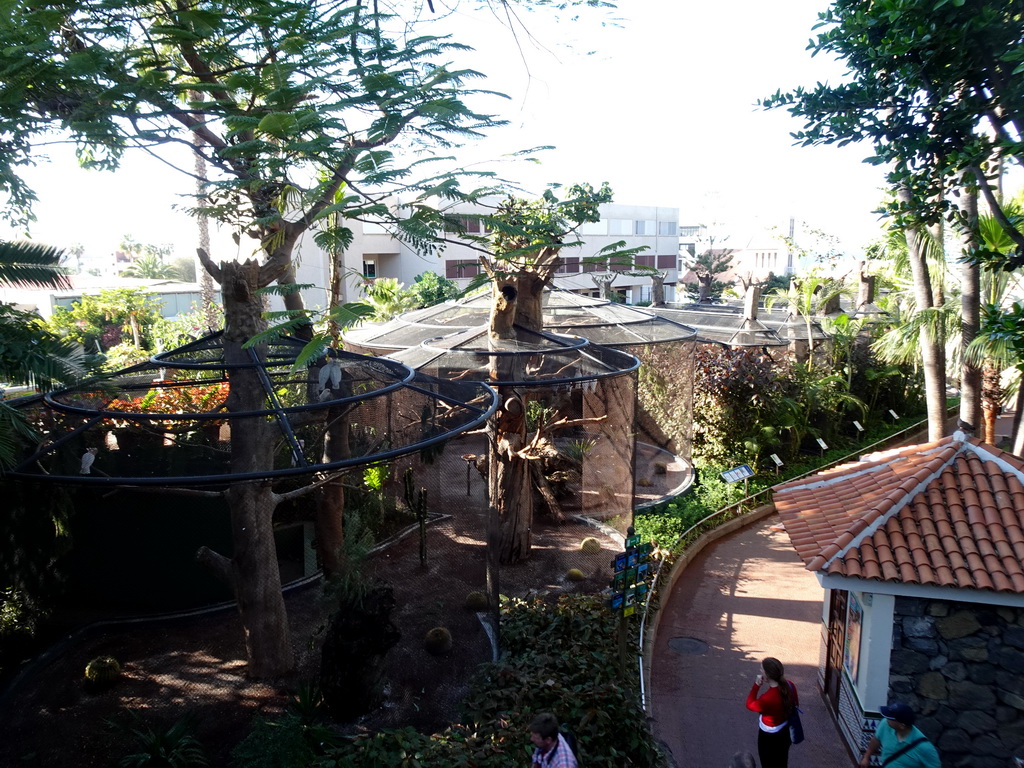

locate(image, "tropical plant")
[[361, 278, 418, 322], [114, 711, 208, 768], [408, 270, 460, 307], [121, 254, 180, 280], [765, 274, 847, 368]]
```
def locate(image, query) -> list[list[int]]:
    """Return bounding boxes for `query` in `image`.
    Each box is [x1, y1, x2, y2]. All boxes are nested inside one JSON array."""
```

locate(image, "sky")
[[1, 0, 895, 265]]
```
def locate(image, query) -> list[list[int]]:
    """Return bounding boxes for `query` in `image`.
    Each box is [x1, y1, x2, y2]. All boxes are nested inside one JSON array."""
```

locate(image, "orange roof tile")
[[773, 434, 1024, 595]]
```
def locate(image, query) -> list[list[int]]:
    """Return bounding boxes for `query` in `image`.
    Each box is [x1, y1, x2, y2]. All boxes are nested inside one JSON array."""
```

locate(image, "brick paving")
[[649, 516, 855, 768]]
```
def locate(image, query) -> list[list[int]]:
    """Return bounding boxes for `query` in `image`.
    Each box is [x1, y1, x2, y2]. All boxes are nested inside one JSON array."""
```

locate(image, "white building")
[[288, 202, 682, 310]]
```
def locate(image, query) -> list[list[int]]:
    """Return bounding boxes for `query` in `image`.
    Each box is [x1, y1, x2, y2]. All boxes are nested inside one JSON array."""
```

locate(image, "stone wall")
[[890, 596, 1024, 768]]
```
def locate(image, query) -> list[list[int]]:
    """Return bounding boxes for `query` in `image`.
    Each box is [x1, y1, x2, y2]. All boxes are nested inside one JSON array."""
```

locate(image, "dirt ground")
[[0, 515, 620, 768], [0, 435, 681, 767]]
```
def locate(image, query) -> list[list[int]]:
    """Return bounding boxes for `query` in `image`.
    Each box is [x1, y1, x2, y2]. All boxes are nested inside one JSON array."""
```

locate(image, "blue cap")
[[880, 702, 916, 725]]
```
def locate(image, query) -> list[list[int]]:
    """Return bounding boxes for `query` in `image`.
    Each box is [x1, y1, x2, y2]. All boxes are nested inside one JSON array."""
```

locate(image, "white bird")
[[80, 448, 98, 475]]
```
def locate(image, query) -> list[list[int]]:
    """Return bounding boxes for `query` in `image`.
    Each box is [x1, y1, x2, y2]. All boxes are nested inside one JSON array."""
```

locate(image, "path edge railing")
[[636, 414, 938, 718]]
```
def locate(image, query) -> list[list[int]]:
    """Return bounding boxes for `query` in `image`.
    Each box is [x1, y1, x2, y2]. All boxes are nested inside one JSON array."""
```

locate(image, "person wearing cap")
[[859, 702, 940, 768]]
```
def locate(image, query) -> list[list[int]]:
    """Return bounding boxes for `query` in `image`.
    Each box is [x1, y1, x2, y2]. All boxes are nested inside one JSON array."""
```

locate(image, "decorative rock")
[[997, 690, 1024, 712], [927, 603, 949, 617], [997, 705, 1018, 724], [940, 661, 966, 681], [906, 637, 939, 655], [937, 728, 971, 754], [917, 671, 947, 700], [890, 649, 931, 675], [937, 611, 982, 640], [949, 680, 997, 711], [903, 616, 934, 638], [896, 596, 925, 616], [1004, 626, 1024, 650], [973, 733, 1009, 758], [928, 654, 949, 671], [933, 705, 959, 726], [958, 709, 997, 736], [999, 647, 1024, 674], [966, 662, 995, 686], [937, 729, 966, 753], [997, 718, 1024, 745], [890, 676, 915, 695], [949, 636, 989, 662]]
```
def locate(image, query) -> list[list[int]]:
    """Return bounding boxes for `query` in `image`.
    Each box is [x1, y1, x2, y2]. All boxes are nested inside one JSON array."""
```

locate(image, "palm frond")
[[0, 240, 71, 289]]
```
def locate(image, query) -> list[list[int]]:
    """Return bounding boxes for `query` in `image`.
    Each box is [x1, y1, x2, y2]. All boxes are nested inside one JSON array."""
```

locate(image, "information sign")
[[609, 526, 655, 618], [770, 454, 784, 467], [816, 438, 828, 450], [852, 420, 864, 432], [720, 464, 755, 484]]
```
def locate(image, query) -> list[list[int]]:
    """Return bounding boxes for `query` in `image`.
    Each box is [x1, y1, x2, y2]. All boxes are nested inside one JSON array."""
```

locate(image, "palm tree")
[[0, 241, 86, 470], [121, 253, 179, 280], [765, 274, 846, 368]]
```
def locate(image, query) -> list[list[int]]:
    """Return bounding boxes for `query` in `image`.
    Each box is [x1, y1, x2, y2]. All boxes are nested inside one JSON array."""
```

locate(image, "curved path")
[[649, 516, 854, 768]]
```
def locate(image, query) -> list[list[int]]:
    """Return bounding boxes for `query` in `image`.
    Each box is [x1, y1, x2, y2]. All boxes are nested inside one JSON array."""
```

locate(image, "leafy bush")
[[312, 595, 661, 767], [114, 711, 207, 768]]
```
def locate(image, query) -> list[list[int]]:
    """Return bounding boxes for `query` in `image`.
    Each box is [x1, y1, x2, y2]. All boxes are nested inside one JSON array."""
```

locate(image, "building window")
[[557, 257, 581, 274], [580, 220, 607, 236], [444, 260, 479, 279], [634, 220, 657, 235], [635, 254, 656, 268], [657, 254, 675, 269], [608, 219, 632, 236], [658, 221, 677, 236], [362, 260, 377, 279]]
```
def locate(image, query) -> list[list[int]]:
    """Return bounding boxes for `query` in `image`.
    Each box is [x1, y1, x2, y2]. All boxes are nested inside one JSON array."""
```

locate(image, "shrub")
[[580, 537, 602, 554], [316, 594, 662, 767], [566, 568, 586, 582], [423, 626, 452, 655], [465, 590, 489, 611], [84, 655, 122, 690]]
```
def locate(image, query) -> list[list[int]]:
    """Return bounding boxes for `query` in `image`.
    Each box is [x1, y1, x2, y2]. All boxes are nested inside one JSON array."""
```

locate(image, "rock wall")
[[890, 596, 1024, 768]]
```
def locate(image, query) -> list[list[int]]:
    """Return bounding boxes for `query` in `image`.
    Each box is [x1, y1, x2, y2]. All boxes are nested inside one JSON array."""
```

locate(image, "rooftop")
[[772, 434, 1024, 595]]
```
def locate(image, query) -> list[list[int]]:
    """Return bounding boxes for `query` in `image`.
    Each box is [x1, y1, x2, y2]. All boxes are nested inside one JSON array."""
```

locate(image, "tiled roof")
[[772, 435, 1024, 594]]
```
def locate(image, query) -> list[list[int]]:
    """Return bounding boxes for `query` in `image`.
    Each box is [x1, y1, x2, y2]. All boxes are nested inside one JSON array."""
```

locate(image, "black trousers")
[[757, 726, 791, 768]]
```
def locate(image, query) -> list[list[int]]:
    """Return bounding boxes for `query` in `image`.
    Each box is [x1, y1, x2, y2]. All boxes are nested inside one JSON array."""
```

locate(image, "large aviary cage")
[[345, 288, 699, 487], [5, 333, 497, 611]]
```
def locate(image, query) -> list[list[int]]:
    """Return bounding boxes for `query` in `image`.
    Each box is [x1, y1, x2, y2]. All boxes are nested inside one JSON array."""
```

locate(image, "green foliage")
[[114, 711, 208, 768], [561, 437, 596, 463], [362, 278, 419, 322], [409, 271, 460, 307], [150, 304, 225, 351], [47, 288, 163, 352], [121, 254, 180, 280], [315, 594, 660, 768], [691, 346, 789, 465]]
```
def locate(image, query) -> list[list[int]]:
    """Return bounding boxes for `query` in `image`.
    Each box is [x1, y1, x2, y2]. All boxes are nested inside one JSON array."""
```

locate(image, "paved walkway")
[[649, 516, 854, 768]]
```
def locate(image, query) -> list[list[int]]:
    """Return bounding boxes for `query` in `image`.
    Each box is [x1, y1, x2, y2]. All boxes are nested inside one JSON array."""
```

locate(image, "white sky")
[[1, 0, 893, 264]]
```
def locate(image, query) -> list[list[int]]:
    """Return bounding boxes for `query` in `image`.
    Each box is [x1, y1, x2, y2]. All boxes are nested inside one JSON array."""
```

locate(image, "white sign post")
[[816, 437, 828, 457], [770, 453, 784, 475], [852, 420, 865, 442]]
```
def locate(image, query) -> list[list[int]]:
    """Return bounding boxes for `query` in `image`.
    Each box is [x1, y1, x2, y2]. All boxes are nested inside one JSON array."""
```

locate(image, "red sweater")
[[746, 681, 798, 727]]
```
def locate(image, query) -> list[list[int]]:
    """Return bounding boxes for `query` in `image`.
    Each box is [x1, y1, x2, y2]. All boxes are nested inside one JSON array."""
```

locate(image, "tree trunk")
[[650, 271, 666, 307], [899, 188, 946, 442], [697, 272, 712, 303], [981, 360, 1002, 446], [219, 259, 294, 677], [490, 391, 532, 564], [958, 185, 982, 434], [191, 91, 218, 330], [316, 406, 351, 576]]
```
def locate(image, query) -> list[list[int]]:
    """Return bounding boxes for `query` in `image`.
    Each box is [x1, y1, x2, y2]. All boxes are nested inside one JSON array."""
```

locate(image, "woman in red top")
[[746, 657, 798, 768]]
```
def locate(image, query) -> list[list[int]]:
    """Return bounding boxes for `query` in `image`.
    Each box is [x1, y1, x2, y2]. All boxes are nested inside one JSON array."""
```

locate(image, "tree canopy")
[[763, 0, 1024, 246]]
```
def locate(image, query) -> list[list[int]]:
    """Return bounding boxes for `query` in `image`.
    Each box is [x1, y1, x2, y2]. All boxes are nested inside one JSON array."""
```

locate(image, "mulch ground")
[[0, 516, 619, 767]]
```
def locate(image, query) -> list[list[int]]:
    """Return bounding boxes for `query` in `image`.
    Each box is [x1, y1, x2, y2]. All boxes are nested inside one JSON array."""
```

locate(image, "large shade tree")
[[763, 0, 1024, 441], [0, 0, 508, 677]]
